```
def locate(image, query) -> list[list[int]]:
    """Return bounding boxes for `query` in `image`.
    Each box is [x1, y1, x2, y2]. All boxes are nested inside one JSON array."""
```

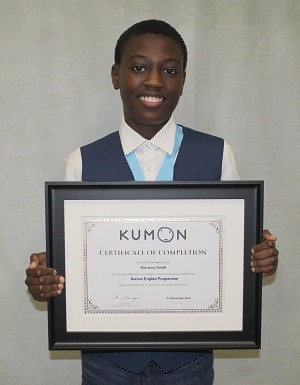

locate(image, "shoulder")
[[222, 141, 240, 180], [180, 126, 224, 153], [63, 131, 121, 182], [64, 148, 82, 181], [181, 125, 224, 143], [81, 131, 120, 151]]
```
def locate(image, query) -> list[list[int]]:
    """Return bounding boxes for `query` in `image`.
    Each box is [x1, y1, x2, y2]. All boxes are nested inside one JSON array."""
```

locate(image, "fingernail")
[[251, 248, 254, 254], [57, 290, 62, 295], [58, 284, 64, 290]]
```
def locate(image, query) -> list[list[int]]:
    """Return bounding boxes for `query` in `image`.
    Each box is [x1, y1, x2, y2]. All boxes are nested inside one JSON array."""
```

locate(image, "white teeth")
[[140, 96, 163, 102]]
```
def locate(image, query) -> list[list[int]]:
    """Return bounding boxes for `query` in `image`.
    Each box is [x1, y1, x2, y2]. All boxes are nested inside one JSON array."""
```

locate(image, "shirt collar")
[[119, 115, 176, 156]]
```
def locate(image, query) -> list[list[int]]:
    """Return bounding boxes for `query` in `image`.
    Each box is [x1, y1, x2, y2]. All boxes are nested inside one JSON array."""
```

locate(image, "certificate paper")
[[84, 216, 223, 314], [65, 199, 244, 332]]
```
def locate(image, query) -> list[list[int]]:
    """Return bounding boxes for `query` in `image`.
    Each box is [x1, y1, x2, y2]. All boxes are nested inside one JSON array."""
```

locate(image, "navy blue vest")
[[81, 126, 223, 182], [80, 126, 223, 373]]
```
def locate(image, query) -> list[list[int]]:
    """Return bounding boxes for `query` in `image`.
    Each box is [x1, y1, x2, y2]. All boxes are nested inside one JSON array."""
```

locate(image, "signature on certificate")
[[113, 295, 140, 303]]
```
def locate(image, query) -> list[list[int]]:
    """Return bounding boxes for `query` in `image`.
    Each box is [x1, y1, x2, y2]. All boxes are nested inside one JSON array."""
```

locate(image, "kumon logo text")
[[119, 227, 187, 243]]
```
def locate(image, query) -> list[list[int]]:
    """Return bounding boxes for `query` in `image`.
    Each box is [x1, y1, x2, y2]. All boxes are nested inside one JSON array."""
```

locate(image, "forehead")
[[120, 34, 184, 64]]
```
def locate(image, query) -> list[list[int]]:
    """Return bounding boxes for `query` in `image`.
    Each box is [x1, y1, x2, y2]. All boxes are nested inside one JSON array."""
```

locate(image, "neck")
[[125, 118, 171, 140], [132, 126, 162, 140]]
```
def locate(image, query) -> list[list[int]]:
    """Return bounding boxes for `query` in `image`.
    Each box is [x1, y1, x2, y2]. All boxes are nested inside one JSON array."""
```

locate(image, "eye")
[[132, 66, 146, 73], [164, 68, 178, 75]]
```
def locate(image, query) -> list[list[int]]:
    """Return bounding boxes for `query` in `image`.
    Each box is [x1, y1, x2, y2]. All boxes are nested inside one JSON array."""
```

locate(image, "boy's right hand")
[[25, 252, 65, 302]]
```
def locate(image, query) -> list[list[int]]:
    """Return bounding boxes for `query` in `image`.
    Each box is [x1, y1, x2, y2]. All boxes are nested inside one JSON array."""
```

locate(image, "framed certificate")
[[46, 181, 263, 350]]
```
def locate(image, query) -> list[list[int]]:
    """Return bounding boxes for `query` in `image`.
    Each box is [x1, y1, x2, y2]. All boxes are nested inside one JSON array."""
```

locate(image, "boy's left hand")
[[251, 229, 279, 277]]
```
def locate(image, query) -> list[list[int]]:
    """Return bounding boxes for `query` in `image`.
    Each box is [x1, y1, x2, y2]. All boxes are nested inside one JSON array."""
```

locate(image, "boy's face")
[[111, 34, 186, 140]]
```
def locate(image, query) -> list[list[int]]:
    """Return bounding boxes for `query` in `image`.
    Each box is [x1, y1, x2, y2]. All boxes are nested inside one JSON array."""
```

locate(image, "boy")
[[25, 20, 278, 385]]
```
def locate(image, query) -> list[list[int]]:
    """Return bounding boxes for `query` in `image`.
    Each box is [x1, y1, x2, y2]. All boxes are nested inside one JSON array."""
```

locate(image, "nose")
[[143, 69, 164, 88]]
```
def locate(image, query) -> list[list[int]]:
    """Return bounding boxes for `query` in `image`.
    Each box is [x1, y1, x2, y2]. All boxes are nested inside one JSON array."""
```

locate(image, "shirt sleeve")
[[221, 141, 240, 181], [64, 148, 82, 182]]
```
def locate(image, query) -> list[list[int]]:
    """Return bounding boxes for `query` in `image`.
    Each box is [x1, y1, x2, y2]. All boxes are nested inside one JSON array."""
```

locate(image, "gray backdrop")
[[1, 1, 299, 384]]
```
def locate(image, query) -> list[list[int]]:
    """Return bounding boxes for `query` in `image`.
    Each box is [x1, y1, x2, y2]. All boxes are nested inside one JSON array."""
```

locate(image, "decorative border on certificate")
[[82, 217, 224, 315], [46, 181, 263, 350]]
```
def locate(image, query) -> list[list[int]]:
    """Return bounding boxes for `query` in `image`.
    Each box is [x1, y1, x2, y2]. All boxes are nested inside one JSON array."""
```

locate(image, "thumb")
[[263, 229, 277, 242], [29, 252, 46, 269]]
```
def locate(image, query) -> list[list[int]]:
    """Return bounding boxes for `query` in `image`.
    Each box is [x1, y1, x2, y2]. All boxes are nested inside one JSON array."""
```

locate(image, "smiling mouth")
[[139, 95, 164, 103]]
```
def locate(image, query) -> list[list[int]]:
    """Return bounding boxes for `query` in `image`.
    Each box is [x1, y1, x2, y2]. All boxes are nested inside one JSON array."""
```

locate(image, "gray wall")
[[1, 1, 299, 384]]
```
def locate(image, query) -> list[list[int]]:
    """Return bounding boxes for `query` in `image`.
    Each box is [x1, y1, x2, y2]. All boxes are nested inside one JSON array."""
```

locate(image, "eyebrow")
[[128, 54, 182, 65]]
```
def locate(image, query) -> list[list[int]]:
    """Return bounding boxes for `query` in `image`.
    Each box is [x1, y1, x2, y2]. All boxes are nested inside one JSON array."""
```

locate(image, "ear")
[[180, 70, 186, 96], [111, 64, 120, 90]]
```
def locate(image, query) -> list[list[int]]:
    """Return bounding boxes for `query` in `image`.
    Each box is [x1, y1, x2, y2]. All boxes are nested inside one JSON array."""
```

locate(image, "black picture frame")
[[46, 181, 263, 351]]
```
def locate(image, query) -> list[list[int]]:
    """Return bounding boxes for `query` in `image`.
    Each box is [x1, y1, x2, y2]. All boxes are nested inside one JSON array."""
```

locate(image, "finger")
[[252, 266, 275, 275], [26, 274, 65, 301], [252, 247, 278, 262], [251, 263, 276, 275], [25, 266, 57, 278], [25, 274, 64, 288], [251, 252, 278, 275], [262, 229, 277, 242], [251, 256, 277, 270], [31, 288, 64, 302], [29, 282, 64, 296], [251, 240, 276, 254], [29, 252, 47, 269]]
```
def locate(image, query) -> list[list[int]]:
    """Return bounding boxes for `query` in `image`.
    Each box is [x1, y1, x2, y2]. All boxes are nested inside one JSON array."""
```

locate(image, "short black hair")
[[114, 19, 187, 69]]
